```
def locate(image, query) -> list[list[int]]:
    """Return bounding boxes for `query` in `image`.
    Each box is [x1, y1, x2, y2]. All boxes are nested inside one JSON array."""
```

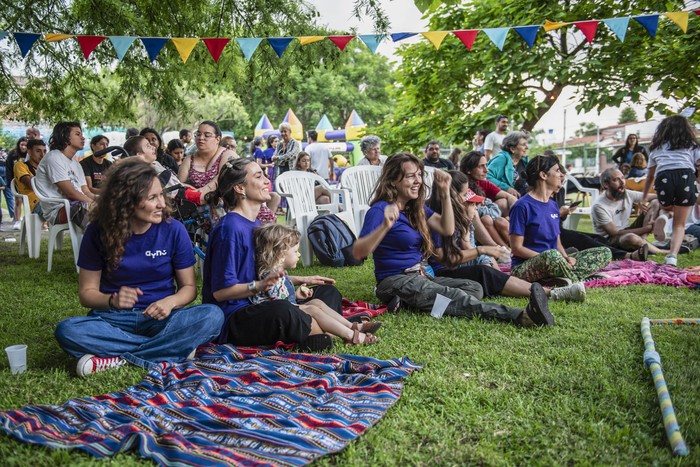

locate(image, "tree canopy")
[[618, 106, 638, 124], [372, 0, 700, 153]]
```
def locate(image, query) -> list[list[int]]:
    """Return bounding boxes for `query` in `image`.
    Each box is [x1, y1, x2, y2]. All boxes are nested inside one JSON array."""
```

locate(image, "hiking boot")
[[522, 283, 554, 326], [664, 254, 678, 266], [549, 282, 586, 302], [76, 354, 126, 377]]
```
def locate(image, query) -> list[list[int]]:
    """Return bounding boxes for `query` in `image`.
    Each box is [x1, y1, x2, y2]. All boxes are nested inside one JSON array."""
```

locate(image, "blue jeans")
[[0, 165, 14, 219], [54, 304, 224, 368], [686, 223, 700, 241]]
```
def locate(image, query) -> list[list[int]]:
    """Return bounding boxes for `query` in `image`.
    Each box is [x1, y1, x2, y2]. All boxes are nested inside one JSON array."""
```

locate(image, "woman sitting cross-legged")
[[428, 170, 585, 302], [509, 155, 612, 285], [54, 159, 224, 377], [352, 152, 554, 327]]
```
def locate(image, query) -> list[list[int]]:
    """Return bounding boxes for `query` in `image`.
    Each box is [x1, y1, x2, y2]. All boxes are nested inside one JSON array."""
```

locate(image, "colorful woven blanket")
[[0, 346, 420, 466], [583, 259, 697, 289]]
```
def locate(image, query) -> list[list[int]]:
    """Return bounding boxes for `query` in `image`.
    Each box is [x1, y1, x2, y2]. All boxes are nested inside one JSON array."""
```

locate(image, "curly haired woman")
[[54, 159, 223, 377]]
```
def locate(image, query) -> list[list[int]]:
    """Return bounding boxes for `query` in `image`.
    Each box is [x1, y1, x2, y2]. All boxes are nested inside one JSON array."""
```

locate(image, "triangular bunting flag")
[[297, 36, 324, 45], [268, 37, 294, 58], [358, 34, 384, 53], [109, 36, 136, 61], [13, 33, 40, 58], [664, 12, 689, 33], [328, 35, 355, 51], [171, 38, 199, 63], [76, 35, 106, 60], [421, 31, 449, 49], [391, 32, 417, 42], [44, 34, 73, 42], [236, 38, 263, 61], [543, 20, 567, 32], [573, 20, 599, 43], [513, 25, 540, 48], [602, 17, 630, 42], [202, 38, 230, 63], [483, 28, 509, 50], [633, 15, 659, 37], [140, 37, 168, 62], [453, 30, 479, 51]]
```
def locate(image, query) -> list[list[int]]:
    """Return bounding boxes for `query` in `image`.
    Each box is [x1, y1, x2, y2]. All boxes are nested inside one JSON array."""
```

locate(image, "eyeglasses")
[[194, 131, 216, 139]]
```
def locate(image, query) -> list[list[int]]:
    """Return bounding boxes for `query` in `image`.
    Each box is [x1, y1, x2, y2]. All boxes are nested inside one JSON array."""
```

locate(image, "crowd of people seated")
[[2, 115, 699, 378]]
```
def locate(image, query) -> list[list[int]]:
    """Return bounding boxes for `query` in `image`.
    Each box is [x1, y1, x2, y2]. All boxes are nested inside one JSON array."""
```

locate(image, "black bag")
[[307, 213, 364, 267]]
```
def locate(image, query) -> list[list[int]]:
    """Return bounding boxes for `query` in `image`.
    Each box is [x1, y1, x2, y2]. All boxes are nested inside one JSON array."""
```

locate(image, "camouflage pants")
[[511, 247, 612, 283]]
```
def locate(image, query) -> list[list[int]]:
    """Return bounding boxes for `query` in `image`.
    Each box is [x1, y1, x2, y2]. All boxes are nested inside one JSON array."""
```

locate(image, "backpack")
[[307, 213, 364, 267]]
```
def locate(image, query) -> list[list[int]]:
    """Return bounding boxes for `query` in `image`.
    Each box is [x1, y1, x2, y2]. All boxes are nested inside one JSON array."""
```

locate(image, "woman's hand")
[[143, 298, 175, 320], [433, 169, 451, 196], [566, 256, 577, 268], [506, 187, 520, 198], [481, 245, 510, 263], [296, 284, 313, 301], [383, 203, 399, 228], [258, 270, 286, 292], [113, 286, 143, 309]]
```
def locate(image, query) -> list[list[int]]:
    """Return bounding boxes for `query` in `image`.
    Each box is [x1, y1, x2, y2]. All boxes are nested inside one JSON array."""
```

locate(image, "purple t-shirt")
[[202, 212, 259, 342], [509, 194, 560, 267], [360, 200, 434, 282], [78, 220, 195, 308]]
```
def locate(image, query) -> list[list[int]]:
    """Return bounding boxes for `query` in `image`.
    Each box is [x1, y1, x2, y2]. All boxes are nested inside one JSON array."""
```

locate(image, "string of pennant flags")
[[0, 10, 696, 64]]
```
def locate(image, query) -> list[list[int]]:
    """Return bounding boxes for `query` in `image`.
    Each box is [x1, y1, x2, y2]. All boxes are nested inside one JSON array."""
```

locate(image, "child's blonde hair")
[[254, 223, 302, 277]]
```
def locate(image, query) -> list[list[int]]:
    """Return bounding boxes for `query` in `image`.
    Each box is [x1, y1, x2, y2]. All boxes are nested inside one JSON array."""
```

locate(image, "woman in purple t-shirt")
[[352, 152, 553, 327], [509, 155, 611, 285], [54, 159, 224, 377]]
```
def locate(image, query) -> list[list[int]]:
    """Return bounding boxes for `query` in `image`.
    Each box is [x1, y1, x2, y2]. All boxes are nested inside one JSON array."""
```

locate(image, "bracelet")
[[108, 293, 117, 310]]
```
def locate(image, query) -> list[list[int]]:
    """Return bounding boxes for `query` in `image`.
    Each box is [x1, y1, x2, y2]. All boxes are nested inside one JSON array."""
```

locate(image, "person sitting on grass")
[[253, 223, 380, 345], [510, 155, 612, 285], [54, 159, 224, 377], [352, 152, 554, 327], [428, 170, 585, 302]]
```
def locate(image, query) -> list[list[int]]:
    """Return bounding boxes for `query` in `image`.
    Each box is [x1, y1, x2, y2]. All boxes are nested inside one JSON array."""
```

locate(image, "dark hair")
[[90, 134, 109, 148], [525, 155, 560, 188], [166, 138, 185, 153], [459, 150, 487, 196], [649, 115, 699, 151], [495, 114, 508, 123], [448, 147, 462, 166], [27, 139, 46, 150], [13, 137, 28, 154], [425, 141, 440, 151], [140, 128, 163, 150], [91, 158, 169, 271], [205, 158, 254, 211], [249, 136, 263, 156], [125, 128, 139, 138], [199, 120, 222, 138], [49, 122, 81, 151], [371, 152, 433, 257], [179, 128, 191, 139], [307, 130, 318, 141], [266, 134, 278, 149], [123, 136, 147, 157], [428, 170, 471, 267]]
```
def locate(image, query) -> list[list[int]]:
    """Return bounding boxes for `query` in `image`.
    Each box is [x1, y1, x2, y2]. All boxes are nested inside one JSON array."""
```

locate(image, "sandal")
[[352, 321, 382, 334], [345, 328, 379, 345]]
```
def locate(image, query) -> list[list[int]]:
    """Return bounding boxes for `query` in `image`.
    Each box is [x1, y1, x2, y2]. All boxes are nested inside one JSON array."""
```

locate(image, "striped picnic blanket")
[[0, 345, 420, 466]]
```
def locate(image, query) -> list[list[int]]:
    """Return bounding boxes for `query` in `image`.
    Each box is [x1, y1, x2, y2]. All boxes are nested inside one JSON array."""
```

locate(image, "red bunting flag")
[[328, 35, 355, 51], [453, 30, 479, 51], [573, 20, 600, 43], [694, 10, 700, 15], [202, 38, 230, 63], [76, 35, 106, 60]]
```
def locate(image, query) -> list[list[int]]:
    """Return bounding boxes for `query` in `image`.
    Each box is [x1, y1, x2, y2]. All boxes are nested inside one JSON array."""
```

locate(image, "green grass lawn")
[[0, 230, 699, 465]]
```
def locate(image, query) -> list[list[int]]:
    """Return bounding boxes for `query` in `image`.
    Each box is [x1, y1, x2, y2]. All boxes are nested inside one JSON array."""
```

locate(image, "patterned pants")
[[511, 247, 612, 283]]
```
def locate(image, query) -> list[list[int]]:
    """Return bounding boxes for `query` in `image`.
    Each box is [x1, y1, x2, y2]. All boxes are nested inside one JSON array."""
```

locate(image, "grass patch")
[[0, 234, 699, 465]]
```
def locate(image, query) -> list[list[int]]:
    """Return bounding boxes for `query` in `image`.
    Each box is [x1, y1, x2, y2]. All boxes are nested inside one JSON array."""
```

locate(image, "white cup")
[[430, 294, 451, 319], [5, 344, 27, 374]]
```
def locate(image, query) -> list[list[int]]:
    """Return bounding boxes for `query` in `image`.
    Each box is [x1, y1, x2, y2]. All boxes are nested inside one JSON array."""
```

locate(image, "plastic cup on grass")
[[5, 344, 27, 374], [430, 294, 451, 319]]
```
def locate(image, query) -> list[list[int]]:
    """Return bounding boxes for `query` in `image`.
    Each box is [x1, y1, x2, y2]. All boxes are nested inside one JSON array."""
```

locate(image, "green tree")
[[374, 0, 699, 153], [575, 122, 598, 138], [618, 106, 638, 123], [0, 0, 386, 127]]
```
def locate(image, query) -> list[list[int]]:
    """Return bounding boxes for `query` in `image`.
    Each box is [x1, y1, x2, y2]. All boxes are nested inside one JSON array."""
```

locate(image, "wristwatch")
[[247, 281, 257, 292]]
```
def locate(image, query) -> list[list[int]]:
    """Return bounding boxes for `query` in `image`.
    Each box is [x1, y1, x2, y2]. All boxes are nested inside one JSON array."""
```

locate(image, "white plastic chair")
[[338, 165, 382, 231], [276, 171, 354, 266], [563, 173, 600, 230], [10, 179, 42, 259], [31, 178, 83, 272], [423, 166, 435, 199]]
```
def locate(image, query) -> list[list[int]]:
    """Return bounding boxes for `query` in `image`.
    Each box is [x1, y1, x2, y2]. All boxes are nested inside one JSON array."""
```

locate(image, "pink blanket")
[[583, 260, 697, 289]]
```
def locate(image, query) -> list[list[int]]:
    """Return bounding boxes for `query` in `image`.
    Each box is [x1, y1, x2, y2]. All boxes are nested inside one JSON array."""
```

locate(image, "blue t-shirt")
[[202, 212, 259, 341], [360, 201, 434, 282], [253, 147, 265, 162], [509, 194, 560, 267], [78, 220, 195, 308], [261, 147, 275, 164]]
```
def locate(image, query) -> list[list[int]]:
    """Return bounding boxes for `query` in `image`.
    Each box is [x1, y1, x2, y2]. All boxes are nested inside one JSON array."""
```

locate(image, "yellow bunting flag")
[[543, 20, 568, 32], [44, 34, 73, 42], [664, 12, 689, 32], [421, 31, 449, 49], [171, 37, 199, 63], [297, 36, 324, 45]]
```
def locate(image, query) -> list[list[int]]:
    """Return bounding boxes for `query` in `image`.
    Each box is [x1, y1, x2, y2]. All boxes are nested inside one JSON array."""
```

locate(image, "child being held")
[[252, 224, 381, 345]]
